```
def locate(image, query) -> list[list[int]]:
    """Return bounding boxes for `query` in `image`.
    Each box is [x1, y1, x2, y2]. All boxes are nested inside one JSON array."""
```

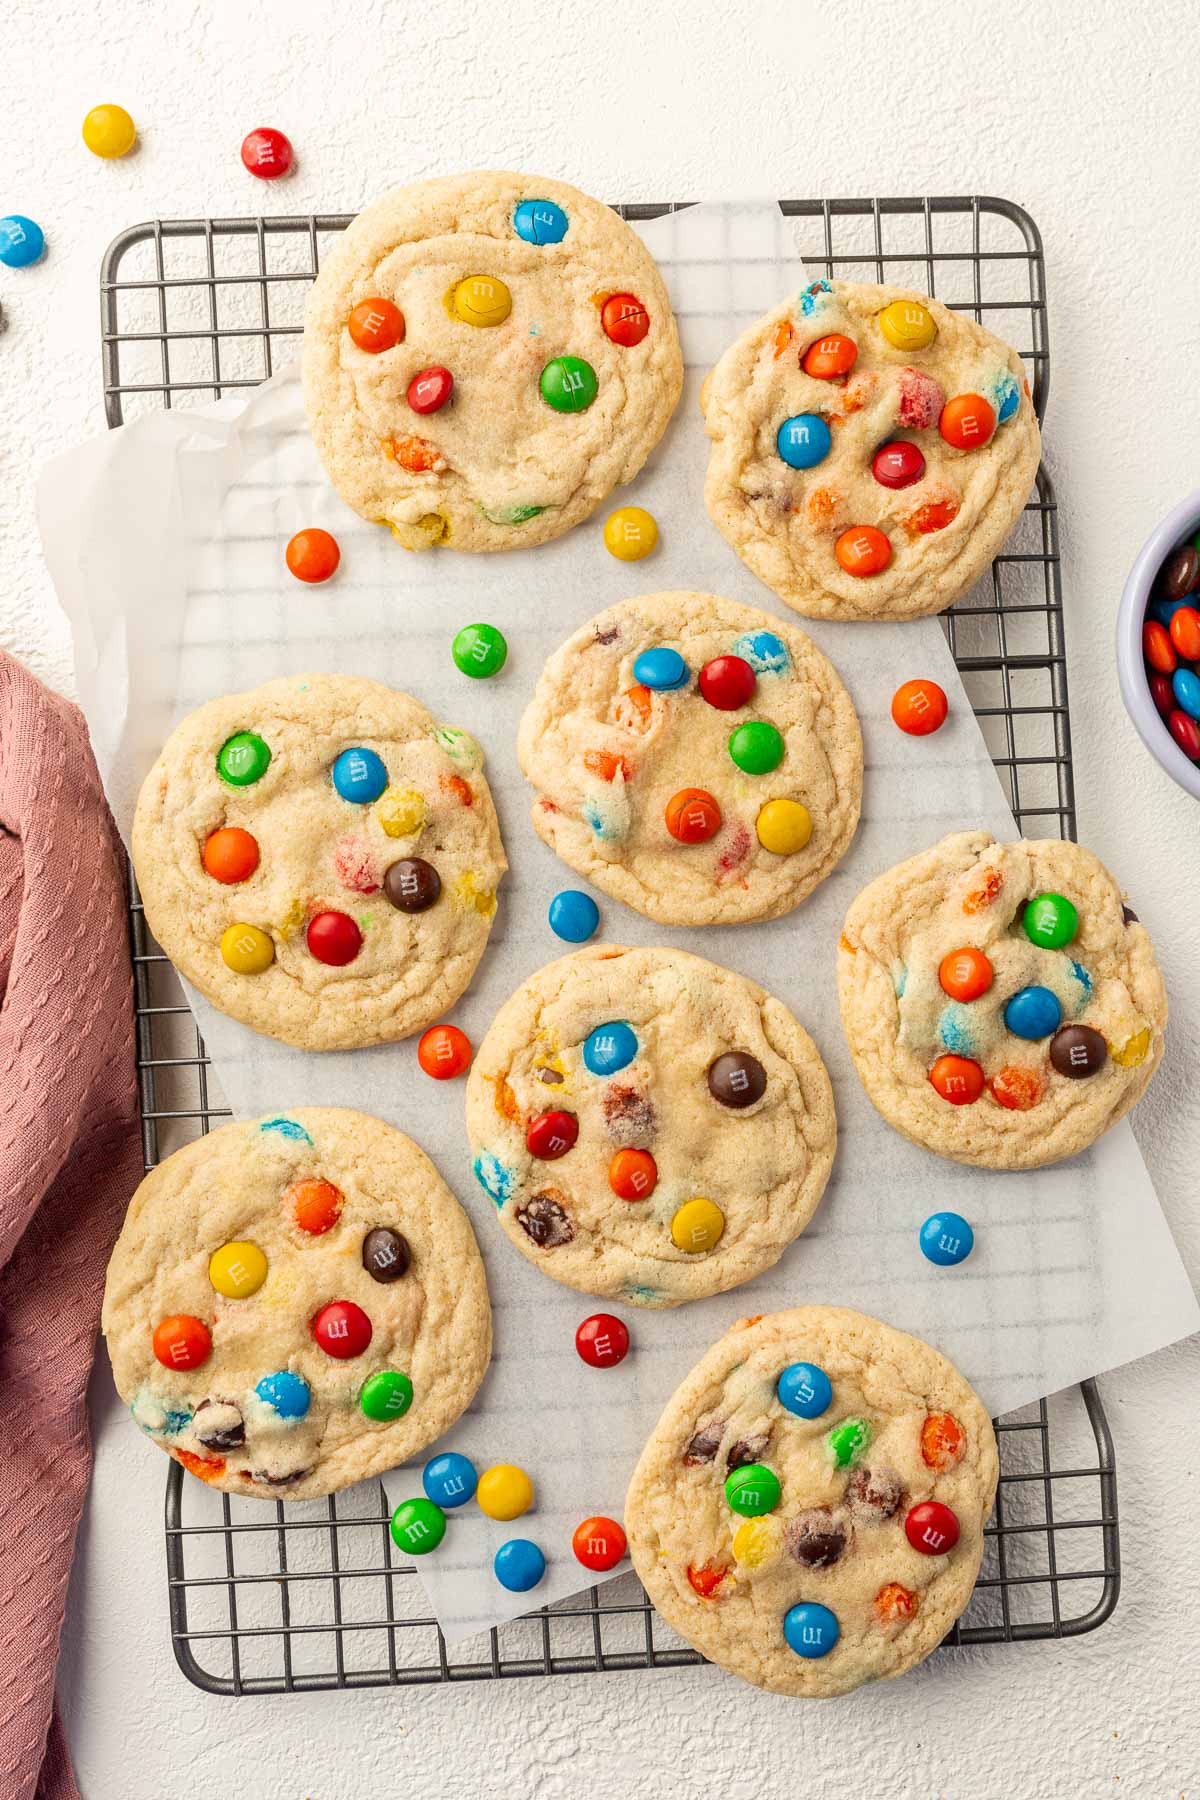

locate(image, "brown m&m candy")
[[707, 1051, 767, 1108], [362, 1227, 411, 1282], [193, 1399, 246, 1451], [384, 857, 441, 912], [1161, 544, 1200, 600], [1050, 1024, 1107, 1079]]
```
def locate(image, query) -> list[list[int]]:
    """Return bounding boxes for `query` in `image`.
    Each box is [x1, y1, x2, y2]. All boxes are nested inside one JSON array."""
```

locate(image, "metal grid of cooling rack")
[[105, 197, 1116, 1696]]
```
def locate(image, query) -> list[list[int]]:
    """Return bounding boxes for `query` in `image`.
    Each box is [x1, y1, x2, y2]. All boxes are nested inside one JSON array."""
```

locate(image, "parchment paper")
[[40, 204, 1198, 1644]]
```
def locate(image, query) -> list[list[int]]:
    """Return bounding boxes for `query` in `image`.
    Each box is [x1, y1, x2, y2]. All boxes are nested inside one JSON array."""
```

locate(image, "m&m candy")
[[920, 1210, 974, 1266], [755, 798, 812, 854], [891, 678, 948, 736], [572, 1515, 626, 1571], [608, 1148, 657, 1200], [1022, 892, 1078, 949], [384, 857, 441, 912], [1004, 985, 1062, 1041], [708, 1051, 766, 1107], [306, 910, 362, 966], [729, 721, 784, 774], [904, 1500, 960, 1555], [361, 1227, 411, 1282], [938, 947, 992, 1001], [208, 1240, 268, 1299], [82, 104, 137, 159], [783, 1601, 839, 1659], [423, 1452, 478, 1508], [1049, 1024, 1107, 1078], [540, 356, 598, 412], [670, 1197, 725, 1253], [332, 746, 388, 803], [408, 365, 453, 413], [360, 1371, 414, 1421], [255, 1370, 310, 1417], [494, 1538, 547, 1592], [1169, 709, 1200, 759], [665, 788, 722, 843], [548, 889, 600, 942], [995, 374, 1020, 423], [725, 1463, 781, 1516], [1170, 606, 1200, 661], [632, 647, 688, 690], [311, 1299, 373, 1359], [390, 1497, 446, 1555], [1160, 543, 1199, 598], [477, 1463, 533, 1521], [152, 1314, 211, 1371], [286, 527, 340, 583], [699, 655, 756, 710], [348, 298, 405, 353], [928, 1054, 983, 1104], [285, 1178, 344, 1236], [1149, 672, 1175, 718], [777, 1361, 833, 1419], [240, 127, 293, 179], [990, 1065, 1043, 1110], [776, 414, 831, 470], [601, 293, 650, 346], [526, 1110, 578, 1159], [452, 275, 511, 327], [202, 827, 259, 884], [603, 506, 658, 561], [220, 923, 274, 974], [872, 441, 925, 489], [835, 525, 892, 577], [513, 198, 568, 244], [0, 216, 45, 267], [878, 299, 936, 351], [1174, 668, 1200, 720], [417, 1024, 472, 1079], [827, 1417, 870, 1469], [802, 334, 857, 378], [1143, 620, 1177, 674], [939, 393, 996, 450], [583, 1021, 637, 1076], [921, 1412, 966, 1470], [575, 1312, 630, 1368], [452, 622, 508, 678], [217, 731, 270, 786]]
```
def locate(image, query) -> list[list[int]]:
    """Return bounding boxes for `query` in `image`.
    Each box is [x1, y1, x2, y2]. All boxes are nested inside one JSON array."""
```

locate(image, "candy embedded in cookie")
[[517, 591, 862, 926], [837, 831, 1167, 1169], [465, 945, 836, 1307], [301, 172, 683, 552], [131, 674, 506, 1051], [625, 1307, 998, 1697], [101, 1109, 492, 1501], [701, 279, 1041, 622]]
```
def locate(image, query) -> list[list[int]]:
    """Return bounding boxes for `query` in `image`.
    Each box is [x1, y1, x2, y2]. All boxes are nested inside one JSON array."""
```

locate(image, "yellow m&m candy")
[[377, 787, 426, 839], [670, 1197, 725, 1254], [220, 922, 274, 974], [878, 299, 937, 352], [755, 799, 813, 855], [209, 1240, 268, 1299], [732, 1516, 782, 1570], [82, 104, 137, 159], [452, 275, 512, 327], [476, 1463, 533, 1520], [1110, 1027, 1151, 1068], [603, 506, 658, 562]]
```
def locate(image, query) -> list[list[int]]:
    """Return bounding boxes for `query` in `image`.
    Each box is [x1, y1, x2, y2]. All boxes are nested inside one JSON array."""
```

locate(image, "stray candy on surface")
[[82, 104, 136, 159], [494, 1538, 547, 1592], [423, 1451, 478, 1508], [240, 127, 293, 180], [285, 527, 340, 583], [892, 678, 948, 735], [417, 1024, 472, 1079], [572, 1515, 626, 1571], [477, 1463, 534, 1521], [0, 216, 45, 268], [603, 506, 658, 561], [575, 1312, 630, 1368], [548, 889, 600, 942], [390, 1497, 447, 1555], [453, 622, 508, 678], [920, 1210, 974, 1266]]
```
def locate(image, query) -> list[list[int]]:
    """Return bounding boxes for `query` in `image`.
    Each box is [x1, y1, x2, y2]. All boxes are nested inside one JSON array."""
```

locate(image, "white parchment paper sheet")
[[41, 204, 1197, 1644]]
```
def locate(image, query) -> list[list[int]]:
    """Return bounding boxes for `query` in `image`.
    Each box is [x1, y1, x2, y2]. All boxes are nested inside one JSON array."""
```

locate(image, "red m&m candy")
[[601, 293, 650, 346], [572, 1515, 627, 1571], [153, 1314, 211, 1371], [1168, 709, 1200, 760], [417, 1024, 472, 1079], [307, 910, 362, 966], [929, 1054, 984, 1105], [698, 655, 756, 711], [904, 1500, 960, 1555], [1149, 672, 1175, 718], [527, 1110, 579, 1159], [575, 1313, 630, 1368], [286, 528, 340, 584], [1143, 620, 1177, 674], [312, 1299, 373, 1359], [408, 366, 453, 414], [240, 127, 293, 179], [665, 788, 722, 844], [891, 678, 948, 736], [872, 440, 925, 489]]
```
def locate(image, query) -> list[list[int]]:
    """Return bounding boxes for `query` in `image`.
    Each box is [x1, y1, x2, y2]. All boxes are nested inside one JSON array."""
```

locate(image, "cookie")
[[838, 831, 1166, 1168], [132, 674, 506, 1050], [302, 171, 683, 552], [101, 1109, 492, 1500], [517, 592, 862, 925], [701, 280, 1041, 621], [465, 945, 836, 1306], [626, 1307, 998, 1697]]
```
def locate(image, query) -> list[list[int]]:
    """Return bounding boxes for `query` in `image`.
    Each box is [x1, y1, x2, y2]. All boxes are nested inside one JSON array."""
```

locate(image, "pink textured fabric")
[[0, 653, 141, 1800]]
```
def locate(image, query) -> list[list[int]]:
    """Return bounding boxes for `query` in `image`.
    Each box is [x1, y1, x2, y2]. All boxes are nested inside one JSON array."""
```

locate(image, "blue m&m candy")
[[332, 746, 388, 803], [422, 1451, 478, 1509], [920, 1211, 974, 1267], [584, 1020, 638, 1076], [776, 1361, 833, 1420], [995, 373, 1020, 423], [632, 647, 688, 691], [776, 413, 831, 470], [1004, 985, 1063, 1041], [494, 1537, 547, 1592], [0, 215, 45, 268], [783, 1602, 839, 1659], [255, 1370, 311, 1418], [548, 889, 600, 943], [513, 200, 568, 245], [1173, 667, 1200, 720]]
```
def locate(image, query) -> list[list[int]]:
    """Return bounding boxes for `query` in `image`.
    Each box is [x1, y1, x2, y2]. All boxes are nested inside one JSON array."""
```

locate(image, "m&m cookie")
[[101, 1110, 492, 1500], [625, 1307, 997, 1697], [837, 831, 1167, 1168], [465, 945, 836, 1306], [701, 280, 1040, 621], [301, 172, 683, 553], [517, 592, 862, 925], [131, 674, 506, 1050]]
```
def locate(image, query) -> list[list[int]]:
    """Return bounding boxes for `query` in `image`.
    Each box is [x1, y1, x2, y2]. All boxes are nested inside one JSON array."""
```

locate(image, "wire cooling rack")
[[103, 197, 1117, 1695]]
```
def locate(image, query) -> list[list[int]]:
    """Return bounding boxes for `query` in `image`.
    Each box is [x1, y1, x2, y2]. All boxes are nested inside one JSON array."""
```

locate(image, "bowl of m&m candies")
[[1118, 492, 1200, 799]]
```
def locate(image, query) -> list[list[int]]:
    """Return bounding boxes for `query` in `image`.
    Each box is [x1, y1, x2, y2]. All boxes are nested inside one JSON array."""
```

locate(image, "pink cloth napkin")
[[0, 653, 141, 1800]]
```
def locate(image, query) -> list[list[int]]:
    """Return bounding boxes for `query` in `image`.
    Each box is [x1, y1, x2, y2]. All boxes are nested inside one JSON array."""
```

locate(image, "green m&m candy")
[[827, 1416, 871, 1469], [724, 1462, 782, 1516], [729, 721, 784, 775], [539, 355, 598, 413], [360, 1370, 413, 1421], [1022, 892, 1079, 949], [389, 1495, 447, 1555], [216, 731, 270, 787], [452, 622, 508, 679]]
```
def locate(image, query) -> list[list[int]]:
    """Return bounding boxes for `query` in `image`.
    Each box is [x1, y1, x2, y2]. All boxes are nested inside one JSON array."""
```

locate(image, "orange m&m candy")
[[601, 292, 650, 346], [665, 788, 722, 844], [835, 525, 892, 577], [1169, 605, 1200, 662], [874, 1582, 918, 1624], [920, 1412, 966, 1470], [938, 946, 993, 1002], [347, 297, 405, 353], [286, 528, 340, 584], [928, 1054, 984, 1105], [286, 1178, 345, 1236], [891, 678, 948, 736], [939, 393, 996, 451], [152, 1314, 212, 1372], [202, 826, 260, 884], [417, 1024, 472, 1080], [990, 1065, 1043, 1111], [802, 333, 857, 379], [609, 1148, 657, 1201]]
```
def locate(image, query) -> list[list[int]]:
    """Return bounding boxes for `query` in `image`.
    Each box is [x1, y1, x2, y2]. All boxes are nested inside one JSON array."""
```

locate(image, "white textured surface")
[[6, 1, 1199, 1794]]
